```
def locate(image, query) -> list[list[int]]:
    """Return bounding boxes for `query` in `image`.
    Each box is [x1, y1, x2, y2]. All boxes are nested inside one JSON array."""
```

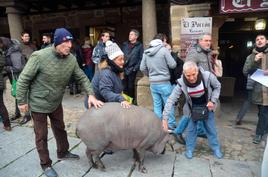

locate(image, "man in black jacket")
[[122, 29, 143, 102]]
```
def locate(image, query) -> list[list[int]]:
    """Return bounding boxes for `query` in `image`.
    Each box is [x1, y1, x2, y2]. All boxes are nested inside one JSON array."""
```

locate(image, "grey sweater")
[[163, 70, 221, 120], [140, 39, 176, 83]]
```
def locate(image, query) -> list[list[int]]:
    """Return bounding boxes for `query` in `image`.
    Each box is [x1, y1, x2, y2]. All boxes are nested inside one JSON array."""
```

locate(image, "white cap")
[[105, 40, 124, 60]]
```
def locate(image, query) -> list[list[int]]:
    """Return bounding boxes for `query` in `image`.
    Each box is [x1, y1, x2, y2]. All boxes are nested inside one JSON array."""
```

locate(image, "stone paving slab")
[[210, 158, 260, 177], [246, 161, 261, 177], [173, 154, 261, 177], [85, 150, 134, 177], [131, 151, 176, 177], [0, 127, 80, 177], [42, 142, 91, 177], [0, 124, 41, 169], [174, 154, 211, 177]]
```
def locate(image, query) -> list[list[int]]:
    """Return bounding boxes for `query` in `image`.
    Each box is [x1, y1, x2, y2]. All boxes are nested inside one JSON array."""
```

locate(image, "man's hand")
[[18, 104, 29, 113], [255, 53, 263, 61], [207, 101, 214, 111], [120, 101, 131, 109], [88, 95, 104, 109], [162, 119, 169, 132]]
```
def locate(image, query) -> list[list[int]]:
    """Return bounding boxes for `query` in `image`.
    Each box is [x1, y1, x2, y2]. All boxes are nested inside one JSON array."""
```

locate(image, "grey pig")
[[76, 102, 172, 173]]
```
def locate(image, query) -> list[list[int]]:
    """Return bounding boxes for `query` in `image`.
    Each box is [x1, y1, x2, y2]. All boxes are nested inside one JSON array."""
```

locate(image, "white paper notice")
[[250, 69, 268, 87]]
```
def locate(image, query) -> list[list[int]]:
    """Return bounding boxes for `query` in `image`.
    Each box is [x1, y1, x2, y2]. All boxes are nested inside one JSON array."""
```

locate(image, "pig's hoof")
[[91, 163, 98, 169], [139, 166, 147, 173], [96, 161, 106, 170]]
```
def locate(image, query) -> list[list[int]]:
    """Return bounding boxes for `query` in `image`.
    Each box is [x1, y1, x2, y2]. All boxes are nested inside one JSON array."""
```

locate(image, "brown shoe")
[[3, 126, 12, 131]]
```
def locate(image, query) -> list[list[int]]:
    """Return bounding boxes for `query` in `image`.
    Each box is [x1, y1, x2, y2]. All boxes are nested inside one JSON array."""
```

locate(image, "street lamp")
[[255, 19, 266, 30]]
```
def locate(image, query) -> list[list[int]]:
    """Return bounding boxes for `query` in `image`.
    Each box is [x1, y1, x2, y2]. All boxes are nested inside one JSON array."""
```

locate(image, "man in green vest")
[[16, 28, 103, 177]]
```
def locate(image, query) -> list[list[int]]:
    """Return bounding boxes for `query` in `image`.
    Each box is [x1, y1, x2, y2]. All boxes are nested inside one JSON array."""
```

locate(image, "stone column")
[[137, 0, 157, 109], [6, 7, 23, 40], [142, 0, 157, 47]]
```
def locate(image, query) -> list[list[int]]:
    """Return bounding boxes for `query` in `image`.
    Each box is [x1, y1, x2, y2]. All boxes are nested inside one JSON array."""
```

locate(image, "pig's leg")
[[128, 149, 138, 177], [137, 149, 147, 173], [93, 151, 106, 171], [86, 147, 97, 168], [134, 149, 147, 173]]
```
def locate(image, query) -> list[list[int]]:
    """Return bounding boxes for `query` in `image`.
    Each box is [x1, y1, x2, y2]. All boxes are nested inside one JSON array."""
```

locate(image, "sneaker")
[[214, 149, 223, 159], [185, 150, 193, 159], [58, 152, 80, 160], [253, 135, 262, 144], [43, 167, 58, 177]]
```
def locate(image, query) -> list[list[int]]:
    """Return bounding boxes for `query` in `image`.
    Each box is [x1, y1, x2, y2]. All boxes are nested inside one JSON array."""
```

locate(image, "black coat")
[[121, 41, 143, 75], [0, 49, 5, 90]]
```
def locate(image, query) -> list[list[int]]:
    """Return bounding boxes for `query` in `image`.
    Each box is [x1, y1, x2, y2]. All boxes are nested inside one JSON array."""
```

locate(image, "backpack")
[[10, 39, 26, 72]]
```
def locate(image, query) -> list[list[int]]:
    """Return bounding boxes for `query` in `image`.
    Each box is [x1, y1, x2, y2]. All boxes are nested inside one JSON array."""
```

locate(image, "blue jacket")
[[92, 41, 106, 64], [92, 68, 125, 102], [121, 41, 143, 75]]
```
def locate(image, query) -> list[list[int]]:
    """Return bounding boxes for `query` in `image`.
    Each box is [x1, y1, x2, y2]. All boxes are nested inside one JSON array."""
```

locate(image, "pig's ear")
[[152, 134, 170, 154]]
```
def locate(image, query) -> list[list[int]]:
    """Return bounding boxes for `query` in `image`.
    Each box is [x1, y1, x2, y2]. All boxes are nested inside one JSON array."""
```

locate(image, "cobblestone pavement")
[[1, 81, 265, 176]]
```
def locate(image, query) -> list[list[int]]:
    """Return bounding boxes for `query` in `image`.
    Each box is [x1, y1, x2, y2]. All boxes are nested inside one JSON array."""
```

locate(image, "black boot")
[[20, 115, 31, 125]]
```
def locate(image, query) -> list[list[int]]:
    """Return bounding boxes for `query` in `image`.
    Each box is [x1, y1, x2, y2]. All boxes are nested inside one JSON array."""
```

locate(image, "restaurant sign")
[[220, 0, 268, 14], [179, 17, 212, 60]]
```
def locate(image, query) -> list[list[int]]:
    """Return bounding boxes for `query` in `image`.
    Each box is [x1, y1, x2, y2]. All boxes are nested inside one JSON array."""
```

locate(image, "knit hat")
[[105, 40, 124, 60], [54, 28, 73, 46]]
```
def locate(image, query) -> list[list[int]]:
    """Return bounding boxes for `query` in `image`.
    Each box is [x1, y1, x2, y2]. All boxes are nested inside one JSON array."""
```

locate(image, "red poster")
[[220, 0, 268, 14]]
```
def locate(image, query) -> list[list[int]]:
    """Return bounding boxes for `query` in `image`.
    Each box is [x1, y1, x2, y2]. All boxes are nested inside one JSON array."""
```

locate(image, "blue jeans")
[[174, 115, 206, 135], [256, 105, 268, 136], [150, 83, 176, 128], [186, 111, 220, 152], [84, 65, 94, 81]]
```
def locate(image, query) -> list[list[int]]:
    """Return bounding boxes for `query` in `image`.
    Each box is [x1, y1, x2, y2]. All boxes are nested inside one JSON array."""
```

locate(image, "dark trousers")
[[236, 90, 252, 120], [0, 90, 10, 127], [32, 104, 69, 169], [123, 71, 137, 100], [256, 105, 268, 136]]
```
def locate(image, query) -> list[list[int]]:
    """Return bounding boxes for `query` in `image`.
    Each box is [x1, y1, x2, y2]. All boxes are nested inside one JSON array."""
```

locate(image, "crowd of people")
[[0, 28, 267, 177]]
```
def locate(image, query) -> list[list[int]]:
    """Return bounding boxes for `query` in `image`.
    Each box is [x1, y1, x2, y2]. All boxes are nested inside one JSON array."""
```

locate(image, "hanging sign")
[[180, 17, 212, 60], [220, 0, 268, 14]]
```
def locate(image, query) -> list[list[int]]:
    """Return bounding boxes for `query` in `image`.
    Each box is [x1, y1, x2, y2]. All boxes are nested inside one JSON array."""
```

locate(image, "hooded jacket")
[[140, 39, 176, 83]]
